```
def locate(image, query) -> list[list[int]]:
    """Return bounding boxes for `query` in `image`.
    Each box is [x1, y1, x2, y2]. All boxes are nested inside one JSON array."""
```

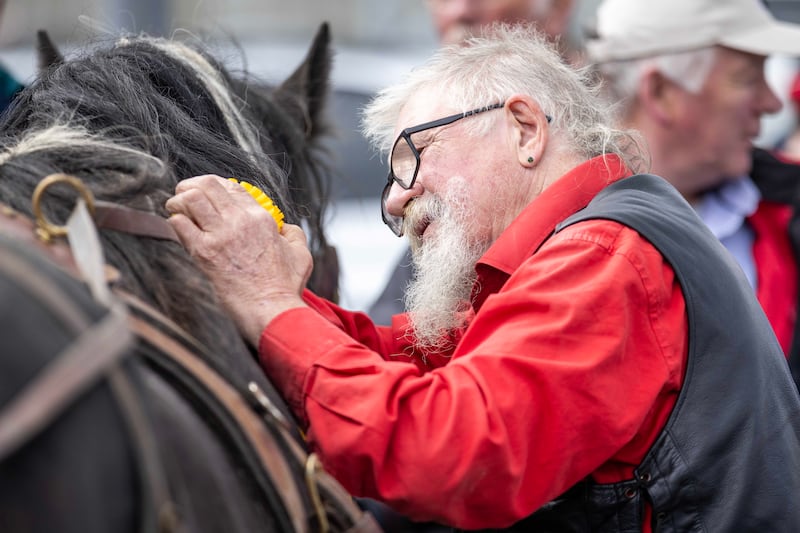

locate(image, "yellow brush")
[[228, 178, 284, 231]]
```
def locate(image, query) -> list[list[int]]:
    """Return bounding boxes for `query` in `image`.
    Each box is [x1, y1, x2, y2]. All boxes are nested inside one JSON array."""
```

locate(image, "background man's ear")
[[638, 68, 683, 126]]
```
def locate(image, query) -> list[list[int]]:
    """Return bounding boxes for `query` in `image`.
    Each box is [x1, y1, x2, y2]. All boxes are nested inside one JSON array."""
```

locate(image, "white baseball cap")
[[586, 0, 800, 63]]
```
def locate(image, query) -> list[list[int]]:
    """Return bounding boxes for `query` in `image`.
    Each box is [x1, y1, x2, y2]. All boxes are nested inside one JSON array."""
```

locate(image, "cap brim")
[[586, 36, 714, 62], [721, 21, 800, 57], [588, 19, 800, 63]]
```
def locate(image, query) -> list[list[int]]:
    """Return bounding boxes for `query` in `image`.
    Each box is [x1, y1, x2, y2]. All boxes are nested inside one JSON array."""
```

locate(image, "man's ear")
[[637, 68, 684, 126], [506, 95, 548, 167]]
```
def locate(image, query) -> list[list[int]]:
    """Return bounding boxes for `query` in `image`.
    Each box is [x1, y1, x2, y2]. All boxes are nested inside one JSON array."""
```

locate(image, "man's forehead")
[[716, 45, 768, 66], [395, 90, 454, 130]]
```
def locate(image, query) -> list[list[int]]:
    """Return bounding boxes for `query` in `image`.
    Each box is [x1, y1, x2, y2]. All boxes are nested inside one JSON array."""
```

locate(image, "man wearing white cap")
[[587, 0, 800, 389]]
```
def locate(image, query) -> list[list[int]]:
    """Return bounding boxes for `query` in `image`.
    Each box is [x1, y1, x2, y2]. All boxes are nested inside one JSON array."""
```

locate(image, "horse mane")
[[0, 26, 337, 372], [0, 27, 389, 533]]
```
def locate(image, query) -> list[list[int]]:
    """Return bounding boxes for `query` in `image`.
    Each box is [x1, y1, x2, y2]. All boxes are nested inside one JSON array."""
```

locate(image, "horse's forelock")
[[113, 37, 297, 216], [117, 36, 264, 161], [0, 29, 339, 316]]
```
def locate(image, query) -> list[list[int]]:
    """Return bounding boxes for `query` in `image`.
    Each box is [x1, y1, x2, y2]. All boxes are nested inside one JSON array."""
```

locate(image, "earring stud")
[[527, 156, 534, 163]]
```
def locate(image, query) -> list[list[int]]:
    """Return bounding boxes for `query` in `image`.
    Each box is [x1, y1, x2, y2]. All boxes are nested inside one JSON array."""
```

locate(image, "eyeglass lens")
[[390, 135, 418, 189], [381, 179, 404, 236]]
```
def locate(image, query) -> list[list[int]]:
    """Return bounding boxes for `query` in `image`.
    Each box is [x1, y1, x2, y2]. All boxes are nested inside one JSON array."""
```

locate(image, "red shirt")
[[259, 155, 688, 530], [749, 201, 797, 355]]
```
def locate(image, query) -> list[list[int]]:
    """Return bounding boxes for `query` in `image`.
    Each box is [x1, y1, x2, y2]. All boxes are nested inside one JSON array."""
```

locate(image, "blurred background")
[[0, 0, 797, 311]]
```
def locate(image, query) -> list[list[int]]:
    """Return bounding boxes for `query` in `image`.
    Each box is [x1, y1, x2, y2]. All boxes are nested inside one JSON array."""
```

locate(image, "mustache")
[[403, 195, 445, 238]]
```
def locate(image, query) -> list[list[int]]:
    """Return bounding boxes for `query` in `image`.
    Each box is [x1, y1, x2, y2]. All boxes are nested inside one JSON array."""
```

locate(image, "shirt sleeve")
[[259, 220, 686, 529]]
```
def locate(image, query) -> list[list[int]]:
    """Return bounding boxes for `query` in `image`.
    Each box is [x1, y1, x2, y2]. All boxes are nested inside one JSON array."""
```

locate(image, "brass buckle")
[[31, 173, 95, 242]]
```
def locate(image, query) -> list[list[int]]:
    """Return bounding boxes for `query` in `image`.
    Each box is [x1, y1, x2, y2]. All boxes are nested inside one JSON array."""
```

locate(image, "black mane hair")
[[0, 25, 386, 533], [0, 27, 337, 370]]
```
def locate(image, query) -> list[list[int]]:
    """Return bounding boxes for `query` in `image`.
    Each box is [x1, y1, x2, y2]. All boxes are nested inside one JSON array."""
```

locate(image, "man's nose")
[[384, 178, 424, 218], [760, 82, 783, 116]]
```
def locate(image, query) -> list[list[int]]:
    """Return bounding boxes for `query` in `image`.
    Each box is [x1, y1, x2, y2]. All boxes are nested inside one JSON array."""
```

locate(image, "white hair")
[[0, 123, 164, 169], [594, 47, 718, 110], [362, 23, 644, 171]]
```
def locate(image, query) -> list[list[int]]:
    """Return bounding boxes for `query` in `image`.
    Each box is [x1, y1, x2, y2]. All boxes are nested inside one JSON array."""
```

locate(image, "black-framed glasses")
[[381, 102, 505, 237]]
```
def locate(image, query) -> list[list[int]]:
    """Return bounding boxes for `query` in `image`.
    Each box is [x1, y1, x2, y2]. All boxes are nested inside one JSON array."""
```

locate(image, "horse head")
[[0, 25, 339, 359], [0, 24, 378, 533]]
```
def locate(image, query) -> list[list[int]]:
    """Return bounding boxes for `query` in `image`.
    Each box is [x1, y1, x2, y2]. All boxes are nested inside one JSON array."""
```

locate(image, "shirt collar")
[[472, 154, 631, 308], [694, 176, 761, 241]]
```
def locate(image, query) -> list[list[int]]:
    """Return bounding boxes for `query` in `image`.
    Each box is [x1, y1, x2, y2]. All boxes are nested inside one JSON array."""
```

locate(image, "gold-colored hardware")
[[32, 173, 95, 242], [305, 453, 330, 533]]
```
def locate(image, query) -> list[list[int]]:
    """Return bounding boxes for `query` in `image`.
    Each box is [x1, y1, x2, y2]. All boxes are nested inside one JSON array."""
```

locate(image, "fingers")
[[167, 174, 265, 232], [175, 174, 253, 210], [174, 174, 232, 195], [280, 224, 314, 290], [166, 186, 225, 233], [167, 175, 226, 228], [281, 223, 307, 245], [166, 212, 198, 246]]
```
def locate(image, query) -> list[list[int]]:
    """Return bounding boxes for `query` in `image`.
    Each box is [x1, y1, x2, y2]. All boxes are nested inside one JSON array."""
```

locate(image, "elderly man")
[[167, 25, 800, 532], [587, 0, 800, 387], [370, 0, 580, 327]]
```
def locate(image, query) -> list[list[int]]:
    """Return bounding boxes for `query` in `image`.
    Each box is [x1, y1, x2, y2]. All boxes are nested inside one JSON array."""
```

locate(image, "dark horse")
[[0, 26, 378, 532]]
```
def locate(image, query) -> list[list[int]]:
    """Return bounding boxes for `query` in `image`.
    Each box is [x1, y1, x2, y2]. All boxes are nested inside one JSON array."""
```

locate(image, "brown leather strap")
[[114, 289, 210, 361], [0, 202, 376, 531], [127, 314, 311, 533], [126, 313, 380, 532], [116, 288, 296, 434], [94, 201, 179, 242], [0, 298, 132, 461]]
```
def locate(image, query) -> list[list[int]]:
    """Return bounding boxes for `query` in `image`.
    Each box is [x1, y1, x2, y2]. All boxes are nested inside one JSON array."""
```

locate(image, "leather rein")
[[93, 200, 179, 242], [30, 173, 179, 244]]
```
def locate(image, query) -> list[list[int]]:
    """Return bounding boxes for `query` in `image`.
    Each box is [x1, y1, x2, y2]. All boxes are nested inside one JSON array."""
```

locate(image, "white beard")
[[402, 180, 490, 355]]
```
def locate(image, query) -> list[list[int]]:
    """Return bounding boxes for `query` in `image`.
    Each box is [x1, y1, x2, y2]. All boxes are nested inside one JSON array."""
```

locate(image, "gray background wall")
[[0, 0, 603, 51], [0, 0, 439, 49]]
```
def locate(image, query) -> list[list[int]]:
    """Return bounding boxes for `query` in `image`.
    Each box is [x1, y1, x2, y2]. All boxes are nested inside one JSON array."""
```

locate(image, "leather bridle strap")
[[128, 312, 381, 533], [127, 313, 311, 533], [114, 289, 299, 435], [116, 290, 380, 532], [94, 200, 179, 242], [0, 281, 132, 462]]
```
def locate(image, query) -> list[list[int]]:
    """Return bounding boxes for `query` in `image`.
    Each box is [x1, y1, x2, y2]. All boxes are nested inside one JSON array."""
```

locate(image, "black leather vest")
[[502, 174, 800, 532]]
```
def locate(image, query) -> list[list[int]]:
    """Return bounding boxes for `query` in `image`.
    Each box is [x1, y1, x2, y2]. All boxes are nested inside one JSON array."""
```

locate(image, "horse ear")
[[36, 30, 64, 71], [274, 23, 332, 140]]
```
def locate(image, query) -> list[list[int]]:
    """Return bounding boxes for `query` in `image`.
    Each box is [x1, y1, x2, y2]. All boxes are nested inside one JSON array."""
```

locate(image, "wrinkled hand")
[[165, 175, 311, 345]]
